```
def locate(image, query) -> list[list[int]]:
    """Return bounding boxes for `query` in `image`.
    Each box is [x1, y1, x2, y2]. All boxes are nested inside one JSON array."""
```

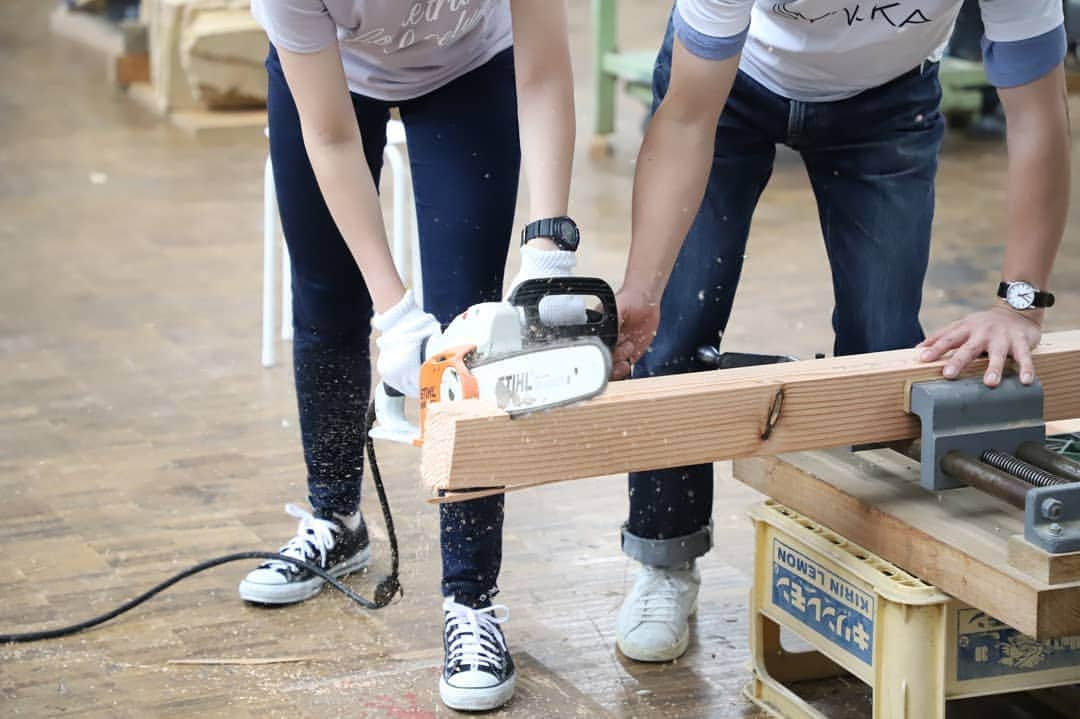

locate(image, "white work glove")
[[506, 245, 588, 326], [371, 290, 441, 398]]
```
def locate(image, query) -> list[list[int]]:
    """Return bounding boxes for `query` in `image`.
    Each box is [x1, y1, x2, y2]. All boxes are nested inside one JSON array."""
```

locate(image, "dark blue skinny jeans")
[[267, 46, 518, 607], [623, 20, 945, 567]]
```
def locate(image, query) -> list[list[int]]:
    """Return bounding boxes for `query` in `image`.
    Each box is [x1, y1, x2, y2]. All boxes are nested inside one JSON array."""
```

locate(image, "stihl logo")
[[496, 372, 532, 394]]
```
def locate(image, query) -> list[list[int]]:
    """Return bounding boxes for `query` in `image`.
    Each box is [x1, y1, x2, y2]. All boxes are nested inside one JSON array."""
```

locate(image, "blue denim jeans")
[[267, 46, 518, 607], [622, 19, 944, 568]]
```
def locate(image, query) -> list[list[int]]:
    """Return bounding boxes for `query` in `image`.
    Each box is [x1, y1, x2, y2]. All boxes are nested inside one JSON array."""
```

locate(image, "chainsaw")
[[369, 277, 618, 445]]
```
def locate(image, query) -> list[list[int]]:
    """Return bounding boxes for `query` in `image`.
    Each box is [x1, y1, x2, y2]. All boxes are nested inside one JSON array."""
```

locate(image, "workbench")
[[733, 446, 1080, 717]]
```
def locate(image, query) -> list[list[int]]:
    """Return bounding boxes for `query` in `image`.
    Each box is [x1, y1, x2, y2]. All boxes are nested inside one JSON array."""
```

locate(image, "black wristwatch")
[[521, 216, 580, 252], [997, 281, 1055, 310]]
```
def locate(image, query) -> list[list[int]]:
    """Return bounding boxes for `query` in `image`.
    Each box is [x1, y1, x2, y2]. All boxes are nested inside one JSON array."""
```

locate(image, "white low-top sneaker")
[[616, 562, 700, 662], [440, 597, 516, 711]]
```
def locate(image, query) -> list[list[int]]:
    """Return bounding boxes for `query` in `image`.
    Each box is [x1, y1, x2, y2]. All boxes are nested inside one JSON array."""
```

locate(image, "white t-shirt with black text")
[[674, 1, 1065, 101]]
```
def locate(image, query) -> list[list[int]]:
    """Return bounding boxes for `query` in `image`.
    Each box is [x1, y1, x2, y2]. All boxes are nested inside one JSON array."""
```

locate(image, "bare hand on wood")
[[916, 305, 1042, 387]]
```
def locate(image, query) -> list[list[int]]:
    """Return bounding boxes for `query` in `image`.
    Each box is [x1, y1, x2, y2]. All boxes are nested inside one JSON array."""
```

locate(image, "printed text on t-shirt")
[[771, 2, 933, 28], [347, 0, 493, 53]]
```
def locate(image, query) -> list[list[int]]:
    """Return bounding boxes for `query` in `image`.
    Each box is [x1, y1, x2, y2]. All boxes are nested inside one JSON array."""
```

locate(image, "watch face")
[[555, 219, 580, 251], [1005, 281, 1036, 310]]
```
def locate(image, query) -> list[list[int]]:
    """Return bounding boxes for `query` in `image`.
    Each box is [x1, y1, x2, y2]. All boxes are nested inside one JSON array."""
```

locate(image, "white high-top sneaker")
[[616, 562, 700, 662], [440, 597, 516, 711]]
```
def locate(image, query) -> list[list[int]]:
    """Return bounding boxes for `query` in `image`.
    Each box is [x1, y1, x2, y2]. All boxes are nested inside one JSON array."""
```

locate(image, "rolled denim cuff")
[[620, 521, 712, 568]]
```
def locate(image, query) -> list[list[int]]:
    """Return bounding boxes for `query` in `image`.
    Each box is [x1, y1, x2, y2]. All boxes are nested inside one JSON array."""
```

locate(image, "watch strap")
[[521, 216, 579, 251]]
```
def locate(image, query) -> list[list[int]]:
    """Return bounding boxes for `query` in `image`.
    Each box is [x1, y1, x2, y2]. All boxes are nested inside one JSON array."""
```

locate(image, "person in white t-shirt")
[[610, 0, 1068, 662], [239, 1, 584, 710]]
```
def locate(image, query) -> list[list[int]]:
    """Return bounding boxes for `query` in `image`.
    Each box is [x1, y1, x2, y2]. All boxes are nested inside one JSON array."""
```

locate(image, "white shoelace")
[[444, 601, 510, 671], [264, 503, 340, 574], [636, 570, 684, 622]]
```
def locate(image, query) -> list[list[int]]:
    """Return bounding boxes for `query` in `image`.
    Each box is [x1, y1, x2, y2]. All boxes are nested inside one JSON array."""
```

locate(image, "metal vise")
[[909, 376, 1080, 554]]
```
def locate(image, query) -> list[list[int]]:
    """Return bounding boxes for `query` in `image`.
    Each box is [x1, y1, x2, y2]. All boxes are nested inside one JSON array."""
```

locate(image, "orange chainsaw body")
[[414, 344, 479, 446]]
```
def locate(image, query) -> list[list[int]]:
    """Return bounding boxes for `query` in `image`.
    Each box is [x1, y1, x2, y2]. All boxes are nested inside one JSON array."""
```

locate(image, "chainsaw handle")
[[368, 383, 421, 445], [506, 277, 618, 350]]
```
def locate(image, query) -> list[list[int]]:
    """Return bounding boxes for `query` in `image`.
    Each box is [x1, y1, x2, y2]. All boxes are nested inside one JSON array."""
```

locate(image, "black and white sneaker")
[[439, 597, 516, 711], [238, 503, 371, 605]]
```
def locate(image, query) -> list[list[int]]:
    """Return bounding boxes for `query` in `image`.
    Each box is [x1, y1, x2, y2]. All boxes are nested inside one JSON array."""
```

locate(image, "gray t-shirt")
[[251, 0, 513, 101]]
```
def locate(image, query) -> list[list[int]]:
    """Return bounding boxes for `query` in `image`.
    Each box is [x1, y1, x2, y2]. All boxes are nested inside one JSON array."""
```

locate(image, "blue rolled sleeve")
[[672, 5, 747, 61], [982, 24, 1067, 88]]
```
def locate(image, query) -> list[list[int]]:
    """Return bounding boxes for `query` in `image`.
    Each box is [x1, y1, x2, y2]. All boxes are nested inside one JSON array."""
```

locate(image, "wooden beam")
[[421, 330, 1080, 493], [1008, 535, 1080, 585], [733, 449, 1080, 639], [50, 4, 130, 56], [112, 53, 150, 88], [1047, 417, 1080, 435]]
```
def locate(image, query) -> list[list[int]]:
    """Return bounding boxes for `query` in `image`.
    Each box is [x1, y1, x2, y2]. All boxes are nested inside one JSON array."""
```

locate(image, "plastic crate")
[[746, 501, 1080, 718]]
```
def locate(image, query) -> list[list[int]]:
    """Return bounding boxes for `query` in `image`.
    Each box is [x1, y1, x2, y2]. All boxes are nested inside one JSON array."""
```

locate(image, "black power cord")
[[1, 400, 401, 644]]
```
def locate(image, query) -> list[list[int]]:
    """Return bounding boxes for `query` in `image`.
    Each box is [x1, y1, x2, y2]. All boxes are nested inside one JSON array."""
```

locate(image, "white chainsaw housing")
[[426, 302, 524, 360], [369, 302, 610, 444]]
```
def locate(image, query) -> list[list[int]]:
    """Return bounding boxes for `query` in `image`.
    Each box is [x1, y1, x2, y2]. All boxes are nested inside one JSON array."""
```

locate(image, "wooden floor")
[[3, 1, 1080, 717]]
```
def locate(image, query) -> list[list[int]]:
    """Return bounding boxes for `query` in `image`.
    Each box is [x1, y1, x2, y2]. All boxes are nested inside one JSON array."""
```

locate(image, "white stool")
[[261, 119, 422, 367]]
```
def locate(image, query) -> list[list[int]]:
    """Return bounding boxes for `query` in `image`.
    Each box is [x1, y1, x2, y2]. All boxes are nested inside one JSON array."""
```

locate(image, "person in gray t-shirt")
[[241, 2, 583, 711], [252, 0, 515, 101]]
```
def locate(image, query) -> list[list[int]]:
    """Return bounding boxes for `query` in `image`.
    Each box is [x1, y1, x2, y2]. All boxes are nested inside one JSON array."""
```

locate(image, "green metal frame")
[[1048, 433, 1080, 463], [592, 0, 655, 140], [938, 56, 988, 120]]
